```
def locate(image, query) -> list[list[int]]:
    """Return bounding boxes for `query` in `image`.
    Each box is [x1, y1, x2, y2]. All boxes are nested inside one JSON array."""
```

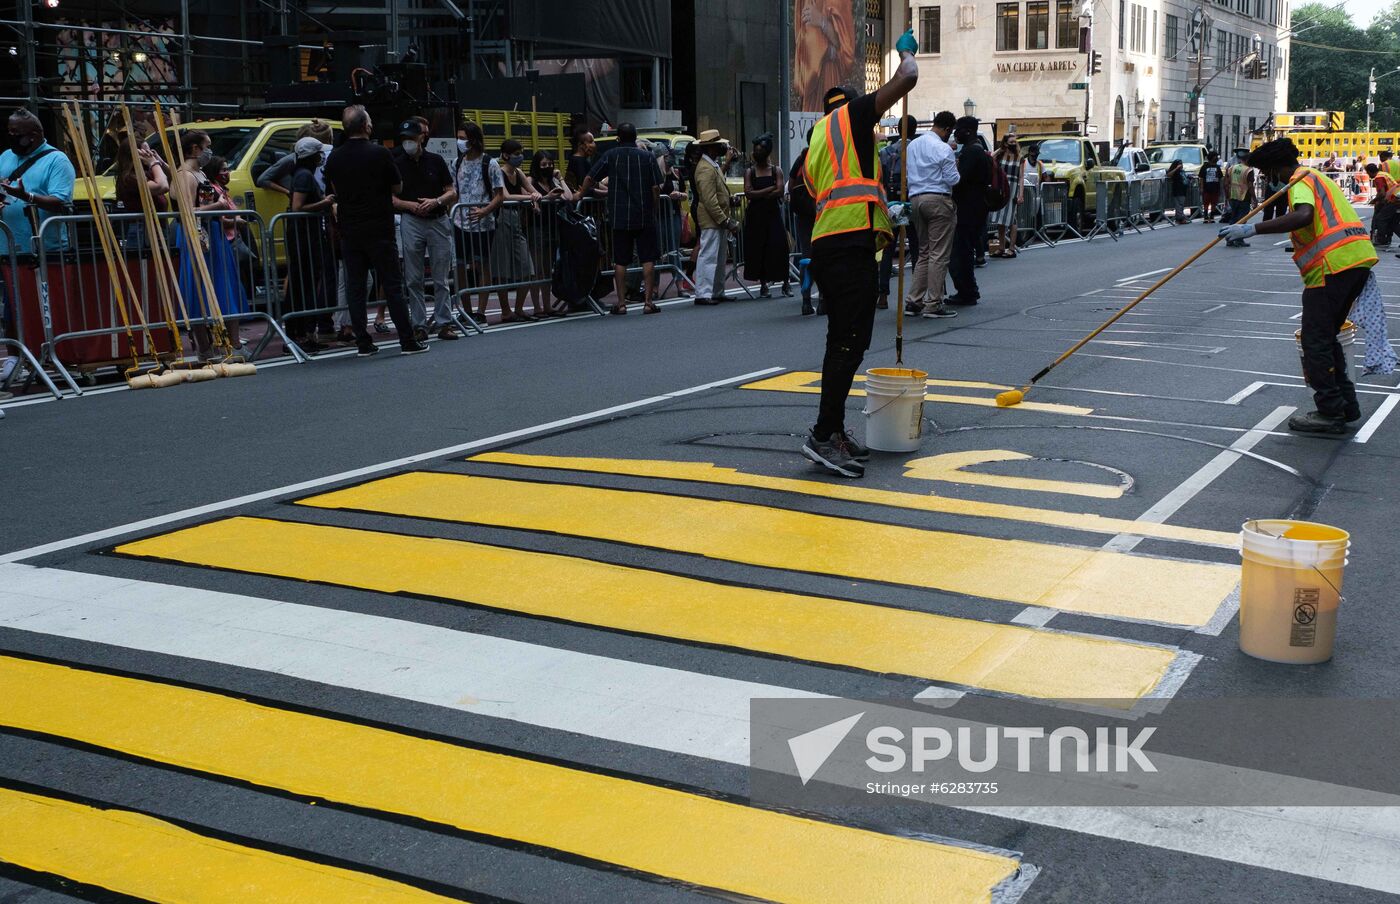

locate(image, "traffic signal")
[[1248, 59, 1268, 79], [1089, 50, 1103, 75]]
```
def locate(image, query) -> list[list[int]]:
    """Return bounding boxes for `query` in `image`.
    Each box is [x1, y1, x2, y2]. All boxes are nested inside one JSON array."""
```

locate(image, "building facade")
[[896, 0, 1289, 150]]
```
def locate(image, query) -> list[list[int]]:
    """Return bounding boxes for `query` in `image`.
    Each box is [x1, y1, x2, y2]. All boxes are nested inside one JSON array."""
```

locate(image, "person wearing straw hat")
[[798, 28, 919, 478], [690, 129, 737, 306], [1220, 137, 1378, 435]]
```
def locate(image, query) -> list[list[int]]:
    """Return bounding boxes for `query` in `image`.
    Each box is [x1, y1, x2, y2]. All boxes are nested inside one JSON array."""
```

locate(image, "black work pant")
[[340, 230, 415, 348], [948, 208, 986, 301], [1372, 203, 1396, 245], [1299, 266, 1368, 418], [810, 245, 878, 439]]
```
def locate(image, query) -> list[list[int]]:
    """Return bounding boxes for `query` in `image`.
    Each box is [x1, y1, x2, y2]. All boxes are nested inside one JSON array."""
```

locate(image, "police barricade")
[[1085, 181, 1132, 242], [460, 196, 693, 318], [1013, 183, 1041, 247], [0, 220, 62, 400], [1035, 181, 1082, 244], [25, 209, 296, 394], [267, 209, 482, 355], [1128, 179, 1170, 229]]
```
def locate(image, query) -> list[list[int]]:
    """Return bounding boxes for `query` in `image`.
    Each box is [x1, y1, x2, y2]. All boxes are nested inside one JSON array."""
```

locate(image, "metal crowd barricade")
[[1035, 181, 1081, 244], [28, 208, 300, 394], [1013, 184, 1041, 247], [0, 220, 62, 400], [1085, 181, 1132, 242]]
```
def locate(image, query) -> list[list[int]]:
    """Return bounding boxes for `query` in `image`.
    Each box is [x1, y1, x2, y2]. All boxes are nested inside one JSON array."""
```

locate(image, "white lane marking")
[[3, 565, 1395, 897], [1115, 267, 1173, 283], [1202, 303, 1228, 314], [1223, 381, 1268, 405], [0, 367, 784, 564], [1101, 405, 1294, 560], [1009, 607, 1057, 627], [1290, 312, 1303, 321], [1354, 394, 1400, 444], [0, 563, 819, 763]]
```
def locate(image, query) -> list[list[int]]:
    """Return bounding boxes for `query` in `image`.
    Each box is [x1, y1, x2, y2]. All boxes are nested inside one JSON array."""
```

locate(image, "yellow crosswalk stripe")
[[467, 452, 1239, 548], [0, 786, 465, 903], [299, 473, 1239, 627], [116, 517, 1178, 701], [0, 655, 1022, 904], [741, 371, 1095, 415]]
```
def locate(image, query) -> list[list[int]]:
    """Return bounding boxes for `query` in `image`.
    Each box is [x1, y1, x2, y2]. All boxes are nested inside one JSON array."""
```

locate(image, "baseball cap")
[[398, 119, 426, 137], [294, 136, 327, 160], [823, 87, 851, 113]]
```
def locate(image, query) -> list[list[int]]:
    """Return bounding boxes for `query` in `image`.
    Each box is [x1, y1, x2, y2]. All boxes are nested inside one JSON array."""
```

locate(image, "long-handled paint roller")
[[118, 105, 208, 387], [60, 105, 168, 389], [895, 100, 909, 365], [994, 173, 1304, 408]]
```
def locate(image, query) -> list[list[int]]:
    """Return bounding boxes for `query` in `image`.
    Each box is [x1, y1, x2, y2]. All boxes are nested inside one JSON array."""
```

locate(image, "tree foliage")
[[1289, 3, 1400, 130]]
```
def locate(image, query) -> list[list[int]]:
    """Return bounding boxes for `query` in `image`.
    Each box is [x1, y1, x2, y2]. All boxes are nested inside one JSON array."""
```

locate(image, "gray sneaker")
[[904, 301, 925, 317], [840, 429, 871, 461], [922, 303, 958, 319], [802, 430, 865, 478]]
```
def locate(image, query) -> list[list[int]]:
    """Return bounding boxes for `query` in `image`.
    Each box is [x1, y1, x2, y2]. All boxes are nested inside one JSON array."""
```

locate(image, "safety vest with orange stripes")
[[804, 103, 893, 249], [1289, 167, 1377, 288]]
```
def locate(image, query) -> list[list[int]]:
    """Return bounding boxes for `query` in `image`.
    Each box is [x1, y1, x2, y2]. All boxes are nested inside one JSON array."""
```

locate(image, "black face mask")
[[9, 133, 36, 154]]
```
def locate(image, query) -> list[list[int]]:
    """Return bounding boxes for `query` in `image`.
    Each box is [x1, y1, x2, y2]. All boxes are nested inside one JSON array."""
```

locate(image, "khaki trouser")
[[906, 193, 957, 306]]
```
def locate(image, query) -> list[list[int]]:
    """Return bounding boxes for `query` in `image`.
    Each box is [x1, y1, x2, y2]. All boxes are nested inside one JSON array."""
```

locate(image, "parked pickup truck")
[[1016, 133, 1127, 227]]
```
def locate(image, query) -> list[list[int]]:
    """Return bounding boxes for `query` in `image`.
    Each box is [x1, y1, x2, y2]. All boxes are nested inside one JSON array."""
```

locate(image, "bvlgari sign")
[[995, 60, 1079, 73]]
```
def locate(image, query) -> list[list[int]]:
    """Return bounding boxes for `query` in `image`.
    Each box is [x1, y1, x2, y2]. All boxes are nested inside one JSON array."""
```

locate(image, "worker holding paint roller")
[[799, 27, 919, 479], [1219, 137, 1378, 435]]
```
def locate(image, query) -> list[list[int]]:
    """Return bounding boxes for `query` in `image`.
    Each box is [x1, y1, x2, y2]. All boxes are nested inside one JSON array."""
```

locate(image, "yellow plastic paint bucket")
[[863, 368, 927, 453], [1239, 519, 1350, 664]]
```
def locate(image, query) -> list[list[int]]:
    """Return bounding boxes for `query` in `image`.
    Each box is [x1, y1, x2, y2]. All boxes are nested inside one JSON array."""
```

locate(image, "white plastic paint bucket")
[[1239, 519, 1350, 664], [1294, 320, 1356, 368], [862, 367, 927, 453]]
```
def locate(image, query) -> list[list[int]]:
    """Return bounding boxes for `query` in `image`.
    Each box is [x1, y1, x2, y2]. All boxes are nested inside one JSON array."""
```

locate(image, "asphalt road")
[[2, 217, 1399, 904]]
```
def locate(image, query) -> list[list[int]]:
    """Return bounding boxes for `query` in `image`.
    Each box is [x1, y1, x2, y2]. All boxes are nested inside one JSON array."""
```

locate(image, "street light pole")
[[1366, 67, 1400, 133], [1080, 0, 1093, 137]]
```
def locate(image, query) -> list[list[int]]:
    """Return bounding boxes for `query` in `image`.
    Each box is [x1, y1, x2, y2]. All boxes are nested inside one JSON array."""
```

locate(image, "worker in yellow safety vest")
[[1219, 137, 1378, 434], [797, 27, 919, 478], [1222, 149, 1257, 246], [1385, 149, 1400, 187]]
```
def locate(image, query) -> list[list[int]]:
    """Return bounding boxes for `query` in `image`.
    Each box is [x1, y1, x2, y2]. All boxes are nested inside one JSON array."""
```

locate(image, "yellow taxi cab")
[[74, 118, 340, 228], [1016, 133, 1127, 226]]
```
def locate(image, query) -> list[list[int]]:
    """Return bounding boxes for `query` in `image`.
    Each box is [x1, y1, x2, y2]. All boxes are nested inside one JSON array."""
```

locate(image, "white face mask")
[[402, 140, 419, 156], [457, 139, 468, 154]]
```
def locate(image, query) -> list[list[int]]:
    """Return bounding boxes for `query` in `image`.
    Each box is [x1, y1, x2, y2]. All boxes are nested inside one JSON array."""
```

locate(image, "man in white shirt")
[[903, 110, 961, 318]]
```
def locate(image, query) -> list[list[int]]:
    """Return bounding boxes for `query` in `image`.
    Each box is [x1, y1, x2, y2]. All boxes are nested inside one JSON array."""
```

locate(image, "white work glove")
[[1217, 223, 1256, 242]]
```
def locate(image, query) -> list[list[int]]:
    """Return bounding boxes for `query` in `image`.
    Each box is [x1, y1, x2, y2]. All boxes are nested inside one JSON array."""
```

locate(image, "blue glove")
[[1217, 223, 1256, 242], [896, 28, 919, 55]]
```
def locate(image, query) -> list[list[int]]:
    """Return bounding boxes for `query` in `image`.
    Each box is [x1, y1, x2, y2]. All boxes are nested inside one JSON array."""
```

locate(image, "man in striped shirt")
[[577, 123, 662, 314]]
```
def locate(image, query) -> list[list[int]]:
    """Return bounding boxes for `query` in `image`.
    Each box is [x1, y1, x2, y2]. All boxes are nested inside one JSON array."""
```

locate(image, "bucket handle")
[[1246, 520, 1346, 602], [864, 385, 922, 417]]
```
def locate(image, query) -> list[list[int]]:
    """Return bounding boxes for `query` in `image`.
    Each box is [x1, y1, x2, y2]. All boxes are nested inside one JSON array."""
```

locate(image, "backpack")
[[984, 157, 1011, 211], [551, 205, 602, 307]]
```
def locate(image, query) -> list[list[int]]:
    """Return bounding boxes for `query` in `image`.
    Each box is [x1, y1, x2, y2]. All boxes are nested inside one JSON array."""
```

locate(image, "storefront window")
[[1055, 0, 1078, 47], [1027, 2, 1049, 49], [997, 3, 1020, 50]]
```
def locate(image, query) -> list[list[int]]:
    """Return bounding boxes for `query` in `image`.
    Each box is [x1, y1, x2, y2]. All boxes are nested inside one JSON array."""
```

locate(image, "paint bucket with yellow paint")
[[1239, 519, 1349, 664], [863, 367, 927, 453]]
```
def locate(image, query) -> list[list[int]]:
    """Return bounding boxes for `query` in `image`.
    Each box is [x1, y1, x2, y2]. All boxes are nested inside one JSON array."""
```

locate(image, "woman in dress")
[[490, 139, 541, 322], [526, 149, 572, 317], [741, 134, 791, 297], [199, 155, 251, 319], [171, 130, 237, 357], [991, 135, 1025, 258]]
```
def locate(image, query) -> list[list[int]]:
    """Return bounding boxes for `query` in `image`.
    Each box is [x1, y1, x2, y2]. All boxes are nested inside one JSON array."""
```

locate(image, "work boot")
[[802, 429, 865, 478], [801, 298, 815, 316], [1288, 410, 1349, 435], [1345, 402, 1362, 422], [877, 295, 890, 309]]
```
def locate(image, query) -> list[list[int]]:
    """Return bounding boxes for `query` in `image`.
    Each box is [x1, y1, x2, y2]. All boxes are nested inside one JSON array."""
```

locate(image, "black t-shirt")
[[566, 154, 592, 191], [391, 148, 453, 209], [323, 138, 401, 237], [811, 92, 881, 255], [290, 167, 324, 206]]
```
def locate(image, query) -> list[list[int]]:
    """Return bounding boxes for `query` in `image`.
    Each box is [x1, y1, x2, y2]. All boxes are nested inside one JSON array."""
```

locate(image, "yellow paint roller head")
[[995, 389, 1024, 407]]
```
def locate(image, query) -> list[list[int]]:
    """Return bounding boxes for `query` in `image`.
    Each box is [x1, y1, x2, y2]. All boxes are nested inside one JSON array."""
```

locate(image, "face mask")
[[217, 171, 230, 185], [457, 139, 468, 154], [540, 166, 554, 177], [402, 140, 419, 156], [197, 148, 212, 166], [9, 133, 35, 154], [508, 153, 524, 167]]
